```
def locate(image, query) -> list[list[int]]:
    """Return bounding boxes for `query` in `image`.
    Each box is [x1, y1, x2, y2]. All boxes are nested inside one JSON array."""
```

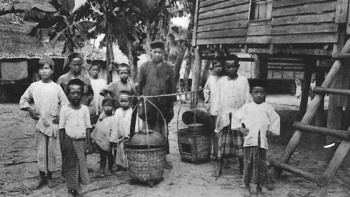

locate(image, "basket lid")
[[187, 123, 205, 127], [182, 109, 210, 125]]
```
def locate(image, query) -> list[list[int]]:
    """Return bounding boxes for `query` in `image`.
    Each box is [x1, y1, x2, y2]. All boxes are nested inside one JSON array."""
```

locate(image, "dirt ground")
[[1, 95, 350, 197]]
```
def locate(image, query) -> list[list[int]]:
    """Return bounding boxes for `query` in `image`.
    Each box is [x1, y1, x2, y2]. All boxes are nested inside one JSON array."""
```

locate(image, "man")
[[203, 55, 225, 159], [213, 54, 251, 178], [57, 52, 94, 107], [137, 41, 176, 169]]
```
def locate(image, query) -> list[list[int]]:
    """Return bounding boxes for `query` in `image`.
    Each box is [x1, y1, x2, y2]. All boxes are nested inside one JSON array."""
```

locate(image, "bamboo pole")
[[190, 46, 201, 108], [276, 38, 350, 172], [293, 122, 350, 140], [314, 87, 350, 96]]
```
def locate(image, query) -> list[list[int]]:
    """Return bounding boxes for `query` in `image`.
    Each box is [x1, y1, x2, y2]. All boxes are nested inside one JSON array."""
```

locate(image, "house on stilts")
[[192, 0, 350, 196]]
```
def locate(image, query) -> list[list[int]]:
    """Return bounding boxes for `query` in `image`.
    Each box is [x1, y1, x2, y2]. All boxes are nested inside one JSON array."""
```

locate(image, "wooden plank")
[[271, 24, 338, 35], [347, 0, 350, 34], [272, 12, 335, 26], [199, 0, 247, 13], [311, 140, 350, 196], [191, 46, 202, 108], [246, 36, 271, 44], [197, 21, 248, 32], [314, 87, 350, 96], [332, 52, 350, 59], [270, 160, 324, 186], [199, 3, 249, 19], [272, 33, 338, 44], [198, 12, 248, 26], [248, 48, 270, 54], [247, 25, 271, 36], [268, 62, 305, 67], [274, 48, 333, 56], [293, 121, 350, 140], [197, 37, 246, 45], [273, 0, 336, 9], [272, 1, 336, 17], [335, 0, 349, 23], [192, 0, 200, 46], [197, 28, 247, 39]]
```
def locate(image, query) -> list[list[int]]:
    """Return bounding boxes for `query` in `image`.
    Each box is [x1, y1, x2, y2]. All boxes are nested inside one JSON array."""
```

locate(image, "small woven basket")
[[125, 144, 166, 182], [178, 128, 211, 164]]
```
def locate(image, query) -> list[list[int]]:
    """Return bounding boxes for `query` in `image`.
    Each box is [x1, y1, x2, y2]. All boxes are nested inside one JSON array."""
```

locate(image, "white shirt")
[[90, 78, 107, 115], [231, 102, 280, 149], [20, 81, 69, 136], [214, 75, 251, 132], [203, 75, 223, 115], [59, 105, 92, 139]]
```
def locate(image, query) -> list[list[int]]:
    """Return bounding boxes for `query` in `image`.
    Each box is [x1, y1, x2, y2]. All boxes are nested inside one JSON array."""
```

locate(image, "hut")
[[191, 0, 350, 196]]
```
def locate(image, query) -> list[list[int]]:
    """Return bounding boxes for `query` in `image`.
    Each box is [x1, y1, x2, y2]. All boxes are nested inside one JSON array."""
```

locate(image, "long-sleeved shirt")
[[91, 114, 114, 151], [59, 105, 92, 139], [203, 75, 224, 116], [90, 78, 107, 115], [214, 75, 251, 133], [101, 79, 136, 108], [231, 102, 280, 149], [20, 81, 69, 137]]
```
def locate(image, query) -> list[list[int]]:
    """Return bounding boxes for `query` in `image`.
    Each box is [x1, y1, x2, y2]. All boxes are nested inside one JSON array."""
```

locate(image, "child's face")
[[39, 63, 53, 80], [89, 65, 100, 79], [119, 68, 129, 82], [68, 84, 82, 105], [226, 61, 239, 78], [103, 103, 114, 114], [251, 86, 266, 104], [119, 96, 131, 109], [70, 58, 83, 75], [213, 61, 223, 76]]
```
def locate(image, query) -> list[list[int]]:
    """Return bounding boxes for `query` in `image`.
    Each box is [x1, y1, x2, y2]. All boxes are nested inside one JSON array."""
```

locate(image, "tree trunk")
[[190, 47, 201, 108]]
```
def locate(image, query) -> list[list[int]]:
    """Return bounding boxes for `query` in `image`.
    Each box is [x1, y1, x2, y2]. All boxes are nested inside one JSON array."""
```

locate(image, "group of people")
[[19, 41, 176, 197], [203, 55, 280, 197]]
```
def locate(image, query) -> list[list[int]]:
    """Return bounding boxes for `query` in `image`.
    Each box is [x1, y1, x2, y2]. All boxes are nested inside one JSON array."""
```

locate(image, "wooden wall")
[[196, 0, 250, 45], [195, 0, 340, 48]]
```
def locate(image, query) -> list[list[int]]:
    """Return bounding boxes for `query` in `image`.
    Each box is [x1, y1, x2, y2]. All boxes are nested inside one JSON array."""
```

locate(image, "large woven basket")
[[178, 128, 210, 164], [125, 144, 166, 182]]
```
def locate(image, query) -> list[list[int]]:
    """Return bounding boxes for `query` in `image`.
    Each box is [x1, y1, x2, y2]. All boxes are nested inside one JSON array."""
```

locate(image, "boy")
[[110, 90, 142, 170], [101, 63, 136, 109], [20, 56, 69, 189], [59, 79, 92, 197], [232, 79, 280, 197], [213, 54, 251, 178], [203, 55, 225, 159], [88, 61, 107, 119]]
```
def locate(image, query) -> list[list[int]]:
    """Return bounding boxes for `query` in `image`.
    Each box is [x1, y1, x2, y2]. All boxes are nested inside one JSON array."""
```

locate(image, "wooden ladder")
[[271, 38, 350, 197]]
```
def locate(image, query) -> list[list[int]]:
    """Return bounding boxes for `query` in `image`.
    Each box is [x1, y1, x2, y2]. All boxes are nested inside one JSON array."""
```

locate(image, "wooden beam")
[[271, 12, 335, 26], [335, 0, 349, 23], [255, 54, 269, 79], [271, 34, 338, 44], [314, 87, 350, 96], [271, 24, 338, 35], [199, 0, 248, 13], [192, 0, 200, 46], [191, 47, 202, 108], [273, 0, 335, 8], [197, 28, 247, 39], [298, 60, 313, 119], [276, 38, 350, 173], [197, 21, 248, 32], [272, 1, 336, 18], [293, 122, 350, 140], [270, 160, 325, 186], [197, 37, 246, 45], [199, 3, 249, 20], [198, 12, 248, 26], [332, 52, 350, 59]]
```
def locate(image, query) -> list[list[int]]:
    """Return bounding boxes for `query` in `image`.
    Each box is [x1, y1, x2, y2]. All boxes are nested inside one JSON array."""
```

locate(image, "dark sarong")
[[61, 135, 90, 190], [217, 126, 244, 159], [243, 146, 269, 186]]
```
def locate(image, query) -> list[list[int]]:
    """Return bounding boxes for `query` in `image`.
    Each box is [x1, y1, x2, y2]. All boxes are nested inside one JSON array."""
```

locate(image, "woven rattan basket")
[[125, 144, 166, 184], [178, 128, 210, 164]]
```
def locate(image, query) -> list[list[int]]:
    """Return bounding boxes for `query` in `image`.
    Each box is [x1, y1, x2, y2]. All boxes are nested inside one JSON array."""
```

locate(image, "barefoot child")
[[231, 79, 280, 197], [110, 90, 142, 170], [91, 97, 115, 176], [20, 56, 69, 189], [59, 79, 92, 197]]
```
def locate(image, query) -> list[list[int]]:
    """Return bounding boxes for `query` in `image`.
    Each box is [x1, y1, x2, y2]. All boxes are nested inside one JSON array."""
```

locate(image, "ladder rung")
[[313, 87, 350, 96], [271, 160, 325, 186], [293, 122, 350, 140], [332, 53, 350, 60]]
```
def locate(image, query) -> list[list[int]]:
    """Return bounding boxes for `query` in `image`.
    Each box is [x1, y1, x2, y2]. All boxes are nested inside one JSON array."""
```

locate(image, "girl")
[[232, 79, 280, 197], [20, 56, 69, 189], [59, 79, 92, 197], [91, 97, 115, 176]]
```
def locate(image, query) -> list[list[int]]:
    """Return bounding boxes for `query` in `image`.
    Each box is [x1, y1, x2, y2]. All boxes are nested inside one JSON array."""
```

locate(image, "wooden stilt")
[[255, 54, 269, 79], [313, 87, 350, 96], [332, 52, 350, 60], [293, 122, 350, 140], [191, 47, 202, 109], [298, 61, 313, 120]]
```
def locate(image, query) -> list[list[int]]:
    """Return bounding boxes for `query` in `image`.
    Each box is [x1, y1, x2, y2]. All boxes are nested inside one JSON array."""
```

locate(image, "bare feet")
[[164, 161, 173, 170], [47, 177, 55, 188], [243, 185, 251, 197], [224, 159, 231, 169], [256, 186, 264, 197], [211, 168, 222, 178], [34, 177, 46, 190]]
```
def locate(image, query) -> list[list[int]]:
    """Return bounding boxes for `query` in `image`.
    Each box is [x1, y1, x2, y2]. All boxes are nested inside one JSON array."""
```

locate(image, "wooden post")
[[191, 46, 202, 108], [313, 68, 326, 142], [298, 60, 314, 120], [255, 54, 268, 79], [275, 39, 350, 174]]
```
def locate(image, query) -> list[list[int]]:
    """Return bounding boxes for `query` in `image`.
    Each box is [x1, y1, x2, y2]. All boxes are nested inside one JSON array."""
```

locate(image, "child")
[[59, 79, 92, 197], [100, 63, 136, 109], [231, 79, 280, 197], [110, 90, 142, 170], [91, 97, 115, 177], [88, 61, 107, 122], [20, 56, 69, 189]]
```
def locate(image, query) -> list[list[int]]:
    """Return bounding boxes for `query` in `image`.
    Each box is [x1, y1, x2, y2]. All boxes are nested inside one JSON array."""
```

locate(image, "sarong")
[[243, 146, 269, 186], [217, 126, 244, 159], [115, 141, 128, 168], [61, 135, 90, 190], [36, 131, 57, 173]]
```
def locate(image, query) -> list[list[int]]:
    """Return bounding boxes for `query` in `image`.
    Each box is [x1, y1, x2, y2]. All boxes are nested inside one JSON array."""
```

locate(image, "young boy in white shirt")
[[232, 79, 280, 197]]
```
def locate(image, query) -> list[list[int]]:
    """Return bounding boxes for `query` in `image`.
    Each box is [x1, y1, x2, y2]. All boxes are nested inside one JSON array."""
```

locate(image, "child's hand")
[[28, 108, 39, 120], [238, 127, 249, 136], [85, 142, 92, 154]]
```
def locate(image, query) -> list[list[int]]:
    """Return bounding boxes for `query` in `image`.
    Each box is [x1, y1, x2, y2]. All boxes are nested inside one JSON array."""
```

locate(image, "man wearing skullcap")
[[137, 40, 176, 169], [57, 52, 94, 107]]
